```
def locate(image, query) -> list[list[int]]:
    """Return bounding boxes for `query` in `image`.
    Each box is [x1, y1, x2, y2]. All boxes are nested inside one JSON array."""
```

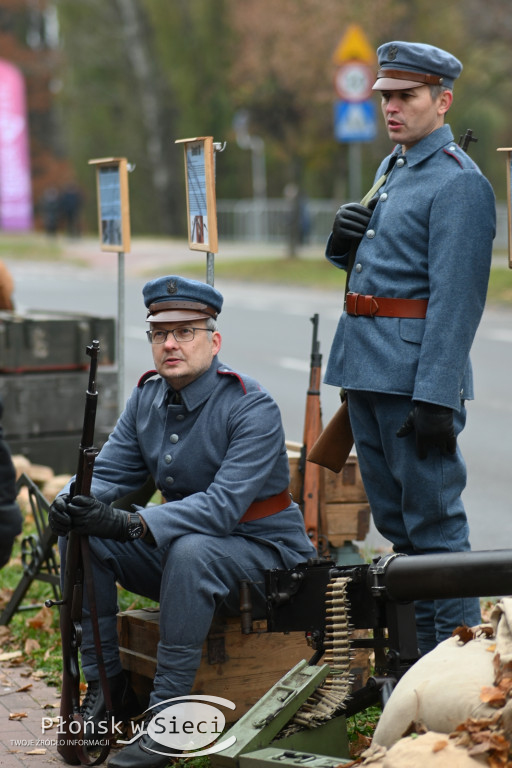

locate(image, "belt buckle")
[[349, 293, 379, 317]]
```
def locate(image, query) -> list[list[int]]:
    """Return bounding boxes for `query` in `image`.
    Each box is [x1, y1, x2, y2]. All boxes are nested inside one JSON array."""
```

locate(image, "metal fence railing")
[[217, 198, 509, 250]]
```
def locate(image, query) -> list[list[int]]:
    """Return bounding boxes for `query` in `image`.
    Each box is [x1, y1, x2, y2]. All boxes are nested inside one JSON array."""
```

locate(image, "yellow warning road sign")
[[332, 24, 375, 65]]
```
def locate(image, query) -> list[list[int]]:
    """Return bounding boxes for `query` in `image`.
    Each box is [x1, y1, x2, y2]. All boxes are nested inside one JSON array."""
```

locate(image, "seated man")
[[50, 275, 316, 768]]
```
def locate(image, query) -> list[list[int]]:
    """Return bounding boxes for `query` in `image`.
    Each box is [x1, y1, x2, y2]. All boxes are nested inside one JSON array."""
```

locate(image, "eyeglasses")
[[146, 327, 212, 344]]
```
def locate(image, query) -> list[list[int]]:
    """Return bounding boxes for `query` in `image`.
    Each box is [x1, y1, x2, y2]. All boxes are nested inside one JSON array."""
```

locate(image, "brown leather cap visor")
[[373, 68, 445, 90], [146, 300, 218, 323]]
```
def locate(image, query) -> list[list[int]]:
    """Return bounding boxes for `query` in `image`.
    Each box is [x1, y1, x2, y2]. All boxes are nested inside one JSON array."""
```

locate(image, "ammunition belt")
[[282, 575, 353, 733]]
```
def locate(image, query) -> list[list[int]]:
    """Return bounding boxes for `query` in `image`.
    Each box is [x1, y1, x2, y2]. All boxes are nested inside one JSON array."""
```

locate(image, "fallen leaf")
[[9, 712, 28, 720], [24, 638, 40, 654], [480, 686, 506, 707], [26, 605, 54, 632], [432, 739, 448, 752], [32, 669, 47, 679], [0, 650, 22, 662], [26, 748, 46, 755], [452, 625, 474, 644], [15, 683, 33, 693]]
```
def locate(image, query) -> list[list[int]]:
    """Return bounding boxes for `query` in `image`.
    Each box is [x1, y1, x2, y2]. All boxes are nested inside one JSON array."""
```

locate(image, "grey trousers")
[[60, 532, 291, 708]]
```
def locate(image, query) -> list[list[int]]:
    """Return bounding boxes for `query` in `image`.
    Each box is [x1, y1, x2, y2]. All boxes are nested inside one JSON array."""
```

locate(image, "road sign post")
[[332, 26, 377, 199]]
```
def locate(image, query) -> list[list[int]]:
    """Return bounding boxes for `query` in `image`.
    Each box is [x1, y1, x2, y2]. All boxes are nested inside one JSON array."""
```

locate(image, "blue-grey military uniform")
[[324, 42, 496, 653], [62, 355, 316, 706]]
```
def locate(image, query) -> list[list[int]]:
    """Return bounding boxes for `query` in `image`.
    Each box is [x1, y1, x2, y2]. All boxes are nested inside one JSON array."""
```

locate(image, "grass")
[[170, 251, 512, 305], [0, 233, 63, 261], [1, 230, 512, 306], [0, 525, 158, 690]]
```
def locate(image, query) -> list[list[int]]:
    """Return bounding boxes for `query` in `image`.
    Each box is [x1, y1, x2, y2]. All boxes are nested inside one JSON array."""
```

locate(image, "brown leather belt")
[[240, 489, 291, 523], [346, 292, 428, 319]]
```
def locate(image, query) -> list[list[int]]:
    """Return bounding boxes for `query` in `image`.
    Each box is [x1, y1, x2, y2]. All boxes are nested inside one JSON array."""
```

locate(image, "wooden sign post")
[[498, 148, 512, 269], [88, 157, 132, 408], [175, 136, 219, 286]]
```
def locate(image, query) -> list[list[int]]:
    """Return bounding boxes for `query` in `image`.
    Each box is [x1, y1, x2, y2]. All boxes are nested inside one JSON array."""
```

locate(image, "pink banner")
[[0, 60, 33, 231]]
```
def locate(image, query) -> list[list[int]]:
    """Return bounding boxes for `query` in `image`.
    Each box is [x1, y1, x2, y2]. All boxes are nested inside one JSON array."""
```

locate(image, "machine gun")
[[46, 341, 111, 766], [265, 549, 512, 715]]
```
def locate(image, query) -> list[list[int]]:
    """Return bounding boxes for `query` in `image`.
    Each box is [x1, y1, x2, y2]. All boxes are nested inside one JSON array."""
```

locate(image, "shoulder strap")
[[344, 154, 398, 300]]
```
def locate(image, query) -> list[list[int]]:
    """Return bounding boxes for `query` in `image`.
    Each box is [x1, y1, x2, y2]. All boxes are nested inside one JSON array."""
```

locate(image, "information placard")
[[175, 137, 218, 253], [88, 157, 131, 252]]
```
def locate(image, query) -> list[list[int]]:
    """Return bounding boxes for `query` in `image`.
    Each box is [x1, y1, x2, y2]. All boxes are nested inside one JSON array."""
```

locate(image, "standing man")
[[49, 275, 316, 768], [324, 42, 496, 655]]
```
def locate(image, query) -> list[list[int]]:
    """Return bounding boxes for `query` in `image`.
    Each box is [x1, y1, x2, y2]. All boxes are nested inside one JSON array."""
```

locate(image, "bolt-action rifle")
[[300, 315, 324, 553], [46, 341, 111, 766]]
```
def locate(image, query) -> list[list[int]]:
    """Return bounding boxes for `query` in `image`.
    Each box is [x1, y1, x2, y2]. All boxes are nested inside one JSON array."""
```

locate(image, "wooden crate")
[[287, 447, 370, 547], [117, 610, 310, 720]]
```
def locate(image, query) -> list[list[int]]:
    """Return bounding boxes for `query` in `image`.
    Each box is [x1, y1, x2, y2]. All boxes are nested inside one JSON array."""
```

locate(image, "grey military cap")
[[372, 41, 462, 91]]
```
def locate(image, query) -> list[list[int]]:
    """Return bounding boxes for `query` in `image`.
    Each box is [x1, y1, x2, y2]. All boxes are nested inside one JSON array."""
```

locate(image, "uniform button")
[[169, 433, 179, 443], [165, 476, 174, 486], [396, 157, 405, 167], [165, 454, 172, 464], [379, 192, 387, 201], [355, 263, 363, 273], [450, 145, 457, 151], [366, 229, 375, 239], [176, 413, 185, 421]]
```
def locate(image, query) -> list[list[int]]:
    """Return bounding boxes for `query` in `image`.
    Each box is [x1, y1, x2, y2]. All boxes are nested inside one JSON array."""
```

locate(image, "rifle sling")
[[73, 537, 113, 766], [344, 154, 397, 301]]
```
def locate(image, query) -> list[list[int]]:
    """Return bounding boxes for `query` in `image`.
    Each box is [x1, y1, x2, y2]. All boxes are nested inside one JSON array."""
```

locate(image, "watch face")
[[128, 514, 144, 540], [128, 523, 144, 540]]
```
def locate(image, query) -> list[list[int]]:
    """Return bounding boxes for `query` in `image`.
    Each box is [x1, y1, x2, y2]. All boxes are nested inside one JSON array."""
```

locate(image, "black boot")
[[107, 721, 179, 768], [80, 670, 141, 743]]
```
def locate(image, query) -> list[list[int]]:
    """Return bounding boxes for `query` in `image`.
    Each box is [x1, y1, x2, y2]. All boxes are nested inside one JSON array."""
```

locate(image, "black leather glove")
[[331, 202, 373, 254], [49, 493, 73, 536], [396, 402, 456, 460], [67, 495, 131, 541]]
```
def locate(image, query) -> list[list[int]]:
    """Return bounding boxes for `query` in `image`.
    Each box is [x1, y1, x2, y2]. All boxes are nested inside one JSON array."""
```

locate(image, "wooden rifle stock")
[[307, 399, 354, 474], [301, 315, 323, 552], [47, 341, 110, 766]]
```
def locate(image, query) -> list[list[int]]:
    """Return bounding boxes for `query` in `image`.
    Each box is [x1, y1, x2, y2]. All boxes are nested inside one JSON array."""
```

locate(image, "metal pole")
[[117, 251, 125, 412], [348, 142, 362, 201], [206, 252, 214, 286]]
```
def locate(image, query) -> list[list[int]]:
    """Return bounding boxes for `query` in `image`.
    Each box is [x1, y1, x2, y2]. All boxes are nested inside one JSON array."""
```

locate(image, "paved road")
[[6, 236, 512, 554]]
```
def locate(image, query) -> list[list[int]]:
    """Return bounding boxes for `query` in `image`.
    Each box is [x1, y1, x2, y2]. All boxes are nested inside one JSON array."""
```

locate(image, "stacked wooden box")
[[117, 610, 309, 720], [0, 310, 118, 474], [287, 443, 370, 550]]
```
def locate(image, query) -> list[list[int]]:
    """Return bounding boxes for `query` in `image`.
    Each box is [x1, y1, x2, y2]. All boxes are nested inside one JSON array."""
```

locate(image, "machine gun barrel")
[[371, 549, 512, 603]]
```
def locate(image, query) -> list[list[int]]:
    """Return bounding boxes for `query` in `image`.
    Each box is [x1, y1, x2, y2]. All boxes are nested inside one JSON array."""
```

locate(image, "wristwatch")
[[126, 512, 144, 540]]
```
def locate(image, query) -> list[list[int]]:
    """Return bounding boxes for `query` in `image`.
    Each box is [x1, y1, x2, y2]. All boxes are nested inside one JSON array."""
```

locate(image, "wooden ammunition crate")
[[117, 609, 309, 720], [287, 445, 370, 547], [0, 310, 116, 372]]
